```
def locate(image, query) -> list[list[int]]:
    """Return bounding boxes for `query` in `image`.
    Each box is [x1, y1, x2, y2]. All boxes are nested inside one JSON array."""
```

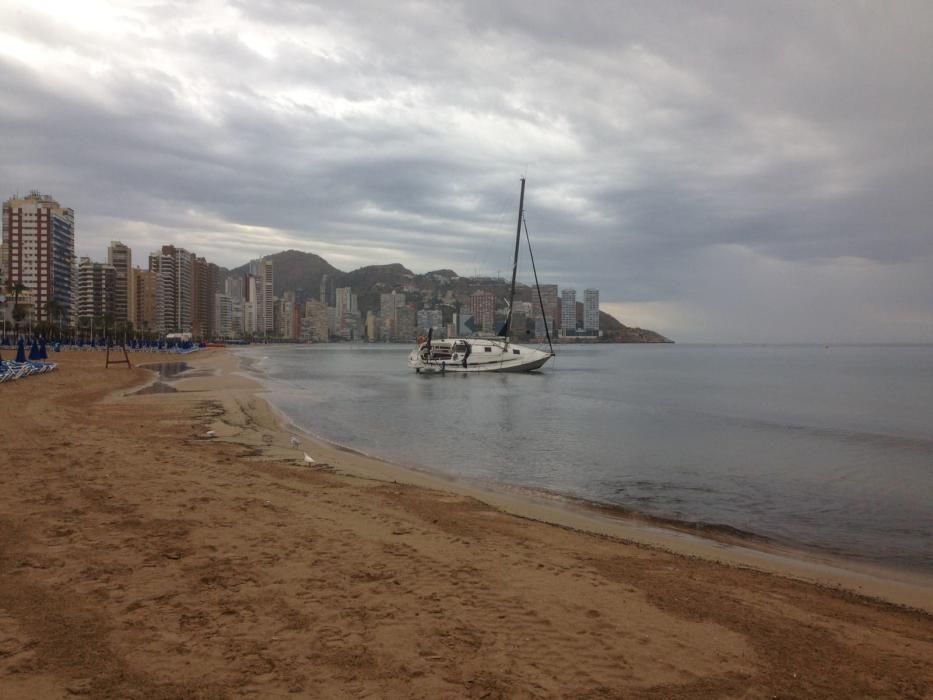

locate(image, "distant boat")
[[408, 178, 555, 373]]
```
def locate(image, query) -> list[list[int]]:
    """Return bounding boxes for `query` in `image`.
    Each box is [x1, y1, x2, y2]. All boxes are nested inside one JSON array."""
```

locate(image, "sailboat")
[[408, 178, 555, 373]]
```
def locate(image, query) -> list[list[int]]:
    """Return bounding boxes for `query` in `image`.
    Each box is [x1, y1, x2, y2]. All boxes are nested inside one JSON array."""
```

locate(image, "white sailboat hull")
[[408, 338, 553, 373]]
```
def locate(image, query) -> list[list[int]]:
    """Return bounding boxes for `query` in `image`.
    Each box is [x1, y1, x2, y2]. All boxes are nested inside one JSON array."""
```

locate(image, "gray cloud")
[[1, 0, 931, 341]]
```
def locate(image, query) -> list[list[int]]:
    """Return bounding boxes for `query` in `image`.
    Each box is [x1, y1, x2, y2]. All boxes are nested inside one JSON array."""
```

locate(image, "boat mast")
[[503, 177, 526, 343]]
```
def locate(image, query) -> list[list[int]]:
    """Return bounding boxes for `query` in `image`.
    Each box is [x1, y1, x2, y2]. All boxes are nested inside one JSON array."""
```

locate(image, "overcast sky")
[[2, 1, 932, 342]]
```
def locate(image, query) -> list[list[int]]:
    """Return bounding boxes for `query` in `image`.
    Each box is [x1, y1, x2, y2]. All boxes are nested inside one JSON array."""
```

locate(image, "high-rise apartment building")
[[242, 272, 256, 334], [249, 257, 274, 336], [302, 300, 329, 342], [192, 256, 219, 338], [76, 257, 116, 320], [319, 273, 335, 307], [148, 250, 173, 333], [532, 283, 558, 339], [560, 288, 577, 334], [213, 293, 233, 338], [335, 287, 357, 318], [379, 291, 405, 318], [225, 274, 244, 301], [148, 245, 194, 333], [379, 291, 407, 340], [133, 268, 159, 333], [583, 288, 599, 334], [469, 290, 496, 333], [106, 241, 132, 323], [395, 305, 416, 342], [416, 308, 443, 334], [2, 192, 75, 323], [365, 310, 379, 341]]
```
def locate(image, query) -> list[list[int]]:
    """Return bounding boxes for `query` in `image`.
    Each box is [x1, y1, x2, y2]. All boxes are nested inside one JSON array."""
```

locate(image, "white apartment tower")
[[148, 245, 194, 334], [76, 257, 116, 320], [2, 192, 75, 323]]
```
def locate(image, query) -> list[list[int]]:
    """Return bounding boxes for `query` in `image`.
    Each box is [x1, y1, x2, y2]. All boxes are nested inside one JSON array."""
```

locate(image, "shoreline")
[[231, 349, 933, 609], [2, 348, 931, 697]]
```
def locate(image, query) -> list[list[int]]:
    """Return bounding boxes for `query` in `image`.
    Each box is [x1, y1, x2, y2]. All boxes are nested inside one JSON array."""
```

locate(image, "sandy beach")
[[1, 349, 931, 699]]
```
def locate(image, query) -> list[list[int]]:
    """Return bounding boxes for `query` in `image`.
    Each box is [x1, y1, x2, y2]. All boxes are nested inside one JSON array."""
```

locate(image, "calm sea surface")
[[237, 343, 933, 573]]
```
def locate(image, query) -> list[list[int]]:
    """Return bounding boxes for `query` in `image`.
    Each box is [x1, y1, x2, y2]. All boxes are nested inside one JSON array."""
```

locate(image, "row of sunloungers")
[[0, 360, 58, 384], [0, 342, 205, 353]]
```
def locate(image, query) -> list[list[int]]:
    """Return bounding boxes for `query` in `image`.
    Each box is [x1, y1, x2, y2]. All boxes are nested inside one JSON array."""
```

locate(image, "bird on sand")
[[205, 430, 216, 438], [303, 453, 315, 464]]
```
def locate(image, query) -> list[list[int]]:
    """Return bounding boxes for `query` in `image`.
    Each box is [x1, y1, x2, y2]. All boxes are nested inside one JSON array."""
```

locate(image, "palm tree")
[[46, 299, 64, 340], [5, 280, 28, 333]]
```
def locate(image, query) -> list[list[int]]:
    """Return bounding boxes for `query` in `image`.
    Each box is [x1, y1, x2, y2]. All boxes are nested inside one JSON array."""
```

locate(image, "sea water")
[[238, 343, 933, 574]]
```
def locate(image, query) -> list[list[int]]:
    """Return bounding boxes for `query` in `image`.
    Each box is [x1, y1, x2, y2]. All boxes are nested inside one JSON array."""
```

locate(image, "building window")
[[485, 347, 492, 352]]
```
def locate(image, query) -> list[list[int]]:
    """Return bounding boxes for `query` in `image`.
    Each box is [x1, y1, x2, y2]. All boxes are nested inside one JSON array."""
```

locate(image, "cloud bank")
[[1, 0, 931, 341]]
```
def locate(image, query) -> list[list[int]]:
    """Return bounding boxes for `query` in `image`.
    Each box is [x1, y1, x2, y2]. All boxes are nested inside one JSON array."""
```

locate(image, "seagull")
[[205, 430, 216, 438], [303, 453, 315, 464], [290, 436, 301, 447]]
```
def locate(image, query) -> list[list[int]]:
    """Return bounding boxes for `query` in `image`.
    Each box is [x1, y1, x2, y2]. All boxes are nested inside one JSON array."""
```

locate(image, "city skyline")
[[2, 195, 607, 343]]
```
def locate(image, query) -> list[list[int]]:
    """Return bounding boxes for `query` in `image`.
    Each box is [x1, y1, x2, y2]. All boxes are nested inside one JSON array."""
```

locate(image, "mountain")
[[227, 249, 672, 342], [596, 308, 672, 343], [230, 249, 340, 298], [343, 263, 415, 315]]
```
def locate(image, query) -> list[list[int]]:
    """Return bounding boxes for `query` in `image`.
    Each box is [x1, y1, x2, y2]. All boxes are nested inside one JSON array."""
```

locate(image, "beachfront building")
[[584, 288, 600, 335], [214, 293, 233, 338], [106, 241, 132, 324], [2, 192, 75, 324], [379, 291, 406, 340], [335, 287, 357, 318], [319, 273, 335, 307], [469, 290, 496, 333], [302, 300, 329, 342], [275, 291, 300, 340], [274, 296, 295, 339], [229, 296, 244, 336], [560, 288, 577, 335], [366, 310, 379, 341], [148, 246, 194, 334], [76, 257, 116, 321], [395, 305, 416, 342], [416, 308, 443, 336], [242, 272, 257, 334], [249, 257, 274, 337], [529, 283, 557, 339], [133, 268, 159, 334], [192, 257, 220, 339]]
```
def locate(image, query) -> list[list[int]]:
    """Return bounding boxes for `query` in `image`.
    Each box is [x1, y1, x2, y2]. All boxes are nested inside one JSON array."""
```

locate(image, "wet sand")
[[1, 349, 931, 698]]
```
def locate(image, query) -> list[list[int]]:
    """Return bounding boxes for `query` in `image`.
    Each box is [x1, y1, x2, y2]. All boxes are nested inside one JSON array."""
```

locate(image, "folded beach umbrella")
[[39, 336, 48, 359], [29, 338, 41, 360], [16, 337, 27, 362]]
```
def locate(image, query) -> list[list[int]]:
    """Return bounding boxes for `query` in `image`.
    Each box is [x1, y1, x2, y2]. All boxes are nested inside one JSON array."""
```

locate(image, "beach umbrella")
[[16, 337, 26, 362], [29, 337, 41, 360], [39, 336, 48, 359]]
